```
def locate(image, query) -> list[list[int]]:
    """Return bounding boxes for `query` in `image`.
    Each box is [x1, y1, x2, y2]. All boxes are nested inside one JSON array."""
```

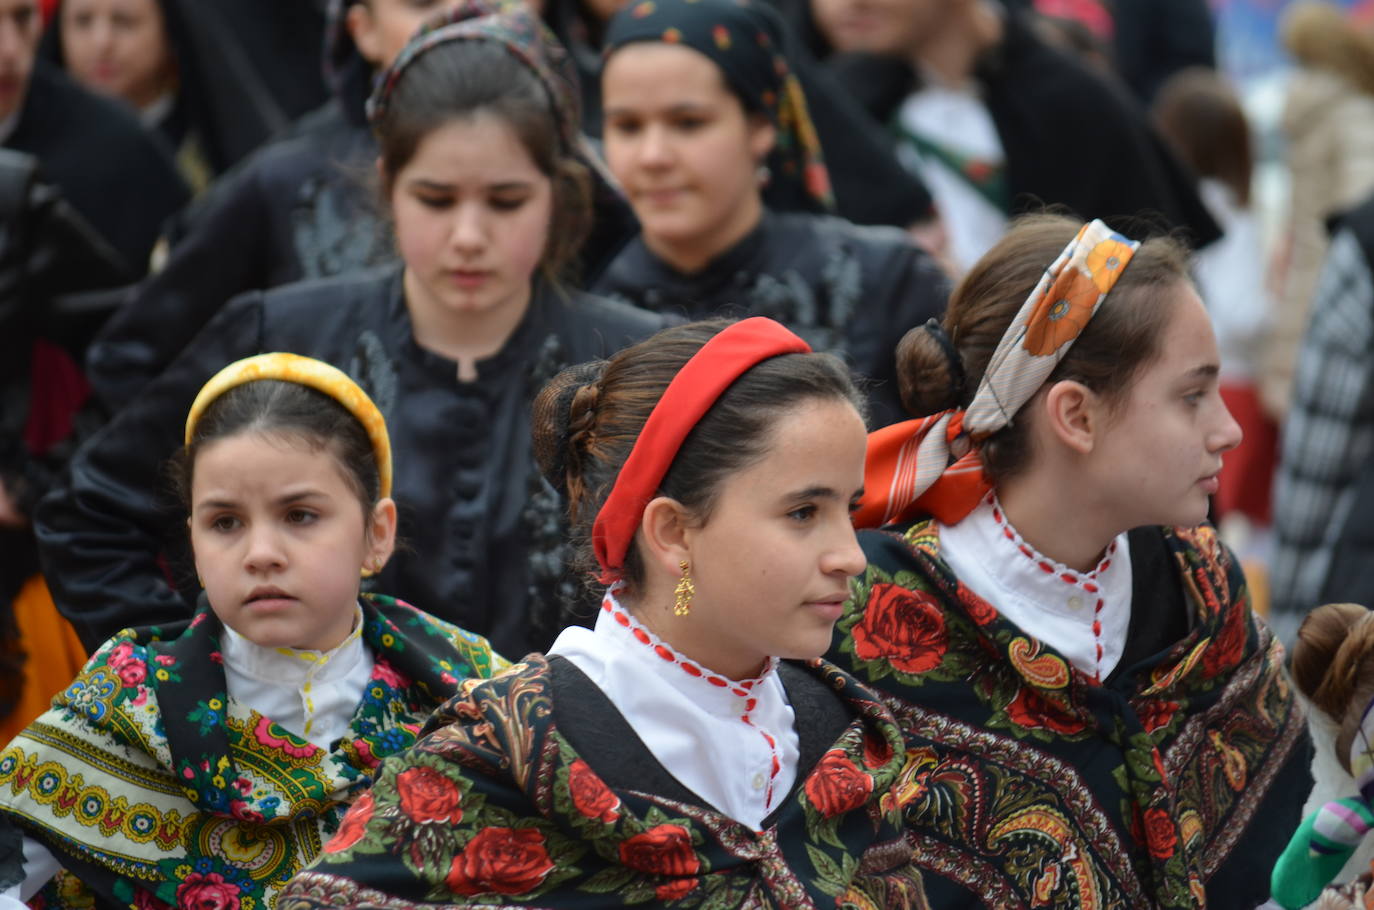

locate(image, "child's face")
[[1079, 283, 1243, 530], [389, 113, 553, 329], [189, 431, 395, 652]]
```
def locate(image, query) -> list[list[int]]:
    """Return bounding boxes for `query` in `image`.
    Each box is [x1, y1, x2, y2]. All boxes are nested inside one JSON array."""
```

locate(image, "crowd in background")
[[6, 0, 1374, 904]]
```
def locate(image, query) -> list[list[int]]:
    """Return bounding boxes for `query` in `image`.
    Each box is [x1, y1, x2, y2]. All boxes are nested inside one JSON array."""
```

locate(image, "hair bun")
[[531, 360, 607, 496], [895, 319, 966, 418]]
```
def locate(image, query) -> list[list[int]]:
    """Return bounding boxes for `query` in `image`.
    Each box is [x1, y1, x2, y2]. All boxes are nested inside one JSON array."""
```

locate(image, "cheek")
[[500, 198, 554, 273]]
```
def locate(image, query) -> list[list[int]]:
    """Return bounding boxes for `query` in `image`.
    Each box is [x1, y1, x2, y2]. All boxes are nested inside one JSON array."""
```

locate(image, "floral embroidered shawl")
[[0, 594, 506, 909], [828, 522, 1309, 909], [278, 655, 930, 908]]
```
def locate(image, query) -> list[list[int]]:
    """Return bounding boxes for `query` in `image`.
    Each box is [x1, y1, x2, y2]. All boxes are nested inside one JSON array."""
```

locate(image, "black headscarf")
[[604, 0, 834, 214]]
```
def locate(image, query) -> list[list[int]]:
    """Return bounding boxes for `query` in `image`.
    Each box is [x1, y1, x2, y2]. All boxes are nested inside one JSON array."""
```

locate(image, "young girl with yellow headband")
[[827, 215, 1309, 907], [0, 354, 506, 909], [281, 318, 929, 908]]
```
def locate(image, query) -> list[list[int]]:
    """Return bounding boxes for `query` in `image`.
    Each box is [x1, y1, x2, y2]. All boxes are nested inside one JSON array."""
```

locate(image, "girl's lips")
[[449, 270, 491, 290], [1198, 474, 1220, 495]]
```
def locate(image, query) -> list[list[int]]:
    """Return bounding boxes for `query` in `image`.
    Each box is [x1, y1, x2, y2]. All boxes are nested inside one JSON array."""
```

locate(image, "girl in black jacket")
[[34, 3, 665, 660]]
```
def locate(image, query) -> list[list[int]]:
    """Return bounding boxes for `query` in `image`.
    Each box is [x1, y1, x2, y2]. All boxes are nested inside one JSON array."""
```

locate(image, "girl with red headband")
[[827, 215, 1309, 907], [282, 318, 931, 908]]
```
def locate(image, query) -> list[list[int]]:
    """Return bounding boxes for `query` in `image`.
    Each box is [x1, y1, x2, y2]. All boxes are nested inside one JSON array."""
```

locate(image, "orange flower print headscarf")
[[855, 219, 1139, 529]]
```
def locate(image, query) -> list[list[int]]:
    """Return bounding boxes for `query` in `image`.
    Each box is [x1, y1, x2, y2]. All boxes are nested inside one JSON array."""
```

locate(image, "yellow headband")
[[184, 353, 393, 500]]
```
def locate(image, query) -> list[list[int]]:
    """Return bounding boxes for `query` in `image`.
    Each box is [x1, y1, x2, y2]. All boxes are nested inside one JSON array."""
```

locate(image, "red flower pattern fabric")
[[396, 766, 464, 825], [446, 828, 557, 895], [850, 584, 947, 675]]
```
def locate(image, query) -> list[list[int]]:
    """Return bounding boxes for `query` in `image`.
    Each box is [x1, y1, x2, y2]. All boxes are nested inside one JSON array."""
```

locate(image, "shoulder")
[[541, 284, 668, 351], [362, 594, 511, 680], [249, 267, 401, 337], [25, 65, 179, 171]]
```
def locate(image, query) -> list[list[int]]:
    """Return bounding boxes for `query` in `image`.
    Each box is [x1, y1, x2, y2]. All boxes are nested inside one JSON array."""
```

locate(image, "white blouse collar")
[[940, 493, 1133, 681], [597, 587, 778, 718], [220, 603, 366, 688]]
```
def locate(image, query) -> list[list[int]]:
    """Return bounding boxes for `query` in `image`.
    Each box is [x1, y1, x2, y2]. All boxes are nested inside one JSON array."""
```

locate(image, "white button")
[[752, 773, 766, 790], [1068, 595, 1083, 610]]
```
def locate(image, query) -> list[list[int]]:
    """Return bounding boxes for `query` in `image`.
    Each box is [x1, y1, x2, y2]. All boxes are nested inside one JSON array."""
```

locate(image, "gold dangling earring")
[[673, 560, 694, 617]]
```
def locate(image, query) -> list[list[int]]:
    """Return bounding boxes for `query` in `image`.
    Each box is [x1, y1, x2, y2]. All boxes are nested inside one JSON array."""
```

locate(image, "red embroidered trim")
[[989, 494, 1116, 683], [600, 590, 784, 810]]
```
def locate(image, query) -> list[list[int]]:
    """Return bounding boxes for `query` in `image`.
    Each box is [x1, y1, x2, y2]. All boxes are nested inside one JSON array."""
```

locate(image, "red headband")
[[592, 317, 812, 582]]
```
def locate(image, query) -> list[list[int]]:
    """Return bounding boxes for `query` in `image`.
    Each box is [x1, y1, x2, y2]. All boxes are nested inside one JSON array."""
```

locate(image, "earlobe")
[[638, 496, 694, 579], [749, 117, 777, 165]]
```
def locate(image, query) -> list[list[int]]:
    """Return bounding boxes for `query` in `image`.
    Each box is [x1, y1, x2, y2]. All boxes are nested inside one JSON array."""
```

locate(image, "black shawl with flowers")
[[827, 521, 1309, 910], [0, 593, 505, 909], [278, 654, 931, 908]]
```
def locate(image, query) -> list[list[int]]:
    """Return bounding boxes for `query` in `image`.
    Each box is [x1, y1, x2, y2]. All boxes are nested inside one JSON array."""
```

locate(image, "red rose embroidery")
[[324, 791, 374, 853], [396, 766, 464, 825], [1202, 580, 1246, 678], [174, 872, 241, 910], [568, 759, 620, 823], [655, 878, 699, 901], [115, 659, 147, 687], [1004, 686, 1086, 735], [956, 582, 998, 627], [133, 890, 173, 910], [447, 827, 556, 895], [1143, 807, 1177, 859], [804, 749, 875, 818], [862, 734, 893, 770], [1136, 700, 1179, 734], [851, 584, 948, 674], [618, 824, 700, 877]]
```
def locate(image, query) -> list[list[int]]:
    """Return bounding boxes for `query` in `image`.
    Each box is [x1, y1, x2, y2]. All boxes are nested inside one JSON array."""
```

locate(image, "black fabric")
[[823, 9, 1221, 250], [1111, 0, 1216, 105], [35, 268, 666, 658], [5, 63, 189, 274], [593, 210, 950, 427], [1106, 525, 1192, 686], [548, 654, 852, 828]]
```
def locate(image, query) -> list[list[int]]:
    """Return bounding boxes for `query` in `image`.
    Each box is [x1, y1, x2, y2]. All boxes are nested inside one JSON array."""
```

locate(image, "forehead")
[[191, 431, 349, 492], [1124, 282, 1218, 388], [715, 398, 866, 495], [602, 42, 732, 104], [399, 113, 545, 179]]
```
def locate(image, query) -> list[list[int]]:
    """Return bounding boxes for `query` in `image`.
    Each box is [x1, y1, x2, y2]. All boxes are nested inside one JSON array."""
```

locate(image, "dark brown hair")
[[531, 319, 866, 595], [372, 39, 592, 282], [172, 380, 381, 517], [1293, 602, 1374, 773], [1152, 67, 1253, 208], [895, 214, 1192, 485]]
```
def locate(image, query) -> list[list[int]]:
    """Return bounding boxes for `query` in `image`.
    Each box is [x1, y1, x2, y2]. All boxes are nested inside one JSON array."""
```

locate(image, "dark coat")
[[593, 211, 950, 427], [824, 11, 1221, 249], [34, 268, 666, 658], [4, 62, 190, 274]]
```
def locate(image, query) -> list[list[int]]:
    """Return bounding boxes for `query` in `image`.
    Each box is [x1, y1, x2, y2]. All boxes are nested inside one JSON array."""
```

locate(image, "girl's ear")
[[346, 2, 385, 67], [1041, 379, 1102, 456], [748, 114, 777, 167], [364, 497, 399, 575], [638, 495, 694, 580]]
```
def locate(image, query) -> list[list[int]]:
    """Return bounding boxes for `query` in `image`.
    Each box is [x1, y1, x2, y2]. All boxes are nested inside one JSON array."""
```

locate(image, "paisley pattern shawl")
[[279, 655, 930, 908], [829, 521, 1308, 909], [0, 594, 506, 909]]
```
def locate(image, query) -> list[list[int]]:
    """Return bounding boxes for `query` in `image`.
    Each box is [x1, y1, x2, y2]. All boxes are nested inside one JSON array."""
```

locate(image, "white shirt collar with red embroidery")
[[547, 587, 798, 829], [939, 493, 1134, 682]]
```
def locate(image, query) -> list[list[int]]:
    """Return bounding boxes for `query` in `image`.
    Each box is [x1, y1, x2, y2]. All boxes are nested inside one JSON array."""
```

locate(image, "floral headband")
[[185, 353, 393, 500], [854, 219, 1139, 528]]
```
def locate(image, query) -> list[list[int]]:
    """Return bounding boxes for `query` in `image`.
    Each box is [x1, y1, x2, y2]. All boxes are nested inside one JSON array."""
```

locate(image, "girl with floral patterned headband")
[[281, 318, 931, 908], [827, 214, 1309, 907], [0, 354, 508, 910]]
